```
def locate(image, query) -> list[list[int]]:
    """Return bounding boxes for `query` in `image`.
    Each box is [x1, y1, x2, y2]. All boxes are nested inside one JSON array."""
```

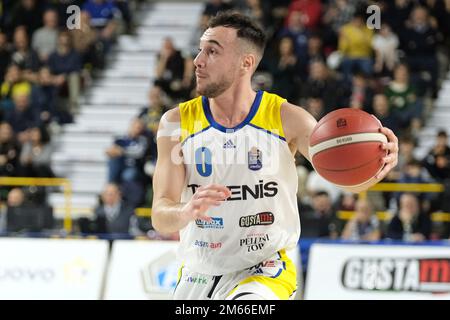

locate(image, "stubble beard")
[[196, 75, 233, 98]]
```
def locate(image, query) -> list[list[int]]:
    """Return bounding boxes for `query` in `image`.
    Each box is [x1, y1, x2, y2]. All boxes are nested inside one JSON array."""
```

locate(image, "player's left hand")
[[375, 127, 399, 180]]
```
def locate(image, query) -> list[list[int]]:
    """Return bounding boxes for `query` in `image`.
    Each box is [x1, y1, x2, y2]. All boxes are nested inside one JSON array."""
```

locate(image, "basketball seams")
[[308, 132, 388, 158]]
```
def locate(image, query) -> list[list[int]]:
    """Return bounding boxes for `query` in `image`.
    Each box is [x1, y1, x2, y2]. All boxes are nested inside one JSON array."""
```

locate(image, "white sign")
[[0, 238, 108, 300], [305, 243, 450, 300], [104, 240, 179, 300]]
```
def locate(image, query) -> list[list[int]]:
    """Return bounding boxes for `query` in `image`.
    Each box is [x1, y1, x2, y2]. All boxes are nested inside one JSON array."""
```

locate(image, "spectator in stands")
[[202, 0, 234, 18], [82, 0, 119, 54], [372, 93, 400, 137], [19, 125, 54, 178], [0, 31, 11, 83], [5, 91, 40, 143], [0, 64, 31, 111], [389, 135, 416, 181], [300, 191, 340, 239], [386, 192, 431, 242], [395, 158, 433, 213], [7, 187, 26, 207], [48, 31, 82, 114], [5, 0, 44, 38], [423, 130, 450, 182], [138, 86, 170, 137], [236, 0, 268, 29], [154, 37, 192, 101], [92, 183, 135, 234], [11, 26, 40, 83], [348, 72, 374, 112], [268, 36, 300, 102], [31, 66, 58, 124], [71, 11, 101, 69], [31, 8, 59, 64], [106, 118, 148, 206], [285, 0, 322, 32], [303, 96, 324, 121], [0, 122, 21, 177], [400, 6, 439, 97], [321, 0, 355, 50], [338, 11, 373, 82], [305, 169, 342, 205], [341, 198, 381, 241], [297, 34, 325, 80], [277, 10, 310, 60], [372, 22, 399, 79], [301, 60, 346, 111], [384, 63, 423, 132]]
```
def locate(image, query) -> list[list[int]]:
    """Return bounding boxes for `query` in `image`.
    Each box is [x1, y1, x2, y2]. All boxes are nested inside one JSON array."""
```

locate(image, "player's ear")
[[241, 53, 256, 72]]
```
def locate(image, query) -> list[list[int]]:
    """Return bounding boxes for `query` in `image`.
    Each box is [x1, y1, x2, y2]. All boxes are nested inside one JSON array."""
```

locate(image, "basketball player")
[[152, 12, 398, 300]]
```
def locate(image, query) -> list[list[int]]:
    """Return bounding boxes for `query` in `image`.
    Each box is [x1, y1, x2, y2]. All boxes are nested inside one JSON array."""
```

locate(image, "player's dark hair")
[[208, 11, 266, 54]]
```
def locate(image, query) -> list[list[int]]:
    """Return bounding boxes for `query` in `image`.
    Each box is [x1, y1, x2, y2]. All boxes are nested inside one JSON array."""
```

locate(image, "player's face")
[[194, 27, 240, 98]]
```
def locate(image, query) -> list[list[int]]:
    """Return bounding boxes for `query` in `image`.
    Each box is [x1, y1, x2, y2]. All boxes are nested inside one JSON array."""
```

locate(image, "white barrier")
[[305, 243, 450, 300], [103, 240, 179, 300], [0, 238, 109, 300]]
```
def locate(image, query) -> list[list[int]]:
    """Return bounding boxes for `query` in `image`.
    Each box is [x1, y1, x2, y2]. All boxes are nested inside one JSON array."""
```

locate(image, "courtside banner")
[[104, 240, 179, 300], [0, 238, 108, 299], [305, 243, 450, 300]]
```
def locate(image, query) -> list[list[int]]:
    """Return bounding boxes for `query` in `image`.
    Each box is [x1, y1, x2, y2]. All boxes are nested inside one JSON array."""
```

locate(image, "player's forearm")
[[151, 198, 190, 233]]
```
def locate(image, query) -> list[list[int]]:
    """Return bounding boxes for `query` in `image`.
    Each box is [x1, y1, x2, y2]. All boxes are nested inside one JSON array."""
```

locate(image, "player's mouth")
[[196, 72, 207, 78]]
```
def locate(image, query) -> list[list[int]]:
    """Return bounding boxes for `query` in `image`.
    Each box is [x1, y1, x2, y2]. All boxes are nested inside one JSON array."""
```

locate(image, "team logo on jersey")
[[341, 257, 450, 293], [248, 147, 262, 170], [239, 212, 274, 227], [194, 240, 222, 249], [195, 217, 224, 229], [239, 233, 270, 252], [223, 139, 236, 149]]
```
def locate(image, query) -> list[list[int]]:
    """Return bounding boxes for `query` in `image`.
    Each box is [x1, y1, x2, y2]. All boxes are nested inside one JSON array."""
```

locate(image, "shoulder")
[[280, 101, 317, 143], [162, 106, 180, 122]]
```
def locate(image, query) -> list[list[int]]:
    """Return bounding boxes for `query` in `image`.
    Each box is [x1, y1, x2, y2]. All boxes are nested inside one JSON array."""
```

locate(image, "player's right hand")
[[180, 184, 231, 223]]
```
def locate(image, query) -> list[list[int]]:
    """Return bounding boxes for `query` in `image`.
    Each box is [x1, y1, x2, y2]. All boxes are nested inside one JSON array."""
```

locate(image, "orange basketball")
[[308, 108, 388, 187]]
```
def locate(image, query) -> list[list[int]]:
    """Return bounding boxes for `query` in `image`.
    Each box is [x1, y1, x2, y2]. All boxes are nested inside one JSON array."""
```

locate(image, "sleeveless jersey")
[[177, 90, 300, 275]]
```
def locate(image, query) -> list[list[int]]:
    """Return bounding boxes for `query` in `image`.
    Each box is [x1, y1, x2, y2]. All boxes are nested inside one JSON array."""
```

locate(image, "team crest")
[[336, 118, 347, 128], [248, 147, 262, 170]]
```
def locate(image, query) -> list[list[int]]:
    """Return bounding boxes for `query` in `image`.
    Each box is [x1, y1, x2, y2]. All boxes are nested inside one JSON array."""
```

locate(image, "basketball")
[[308, 108, 388, 187]]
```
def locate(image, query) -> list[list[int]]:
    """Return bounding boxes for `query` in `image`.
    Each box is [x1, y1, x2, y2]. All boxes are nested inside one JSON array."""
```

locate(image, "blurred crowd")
[[1, 0, 450, 240]]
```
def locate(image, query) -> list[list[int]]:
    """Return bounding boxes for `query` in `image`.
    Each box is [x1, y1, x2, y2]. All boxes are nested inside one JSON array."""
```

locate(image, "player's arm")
[[281, 102, 398, 194], [151, 108, 231, 234]]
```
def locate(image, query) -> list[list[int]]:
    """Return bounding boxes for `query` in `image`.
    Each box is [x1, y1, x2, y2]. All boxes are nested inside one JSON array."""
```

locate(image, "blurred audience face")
[[400, 138, 414, 157], [288, 11, 304, 30], [394, 64, 409, 83], [373, 94, 389, 116], [13, 27, 29, 51], [12, 93, 30, 112], [21, 0, 36, 10], [436, 132, 448, 149], [399, 193, 419, 220], [306, 97, 324, 120], [309, 61, 327, 81], [5, 65, 21, 83], [38, 67, 53, 86], [411, 7, 429, 27], [354, 199, 372, 223], [29, 127, 42, 144], [0, 32, 7, 48], [0, 123, 13, 143], [43, 10, 59, 29], [312, 193, 332, 214], [7, 188, 25, 207], [279, 37, 294, 56], [128, 119, 145, 138], [308, 36, 322, 54], [162, 38, 175, 55], [149, 86, 163, 106], [101, 184, 121, 206], [57, 32, 72, 49]]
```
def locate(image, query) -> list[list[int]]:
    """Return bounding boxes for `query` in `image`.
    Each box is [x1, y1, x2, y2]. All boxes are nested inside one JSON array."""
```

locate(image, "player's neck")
[[208, 85, 257, 128]]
